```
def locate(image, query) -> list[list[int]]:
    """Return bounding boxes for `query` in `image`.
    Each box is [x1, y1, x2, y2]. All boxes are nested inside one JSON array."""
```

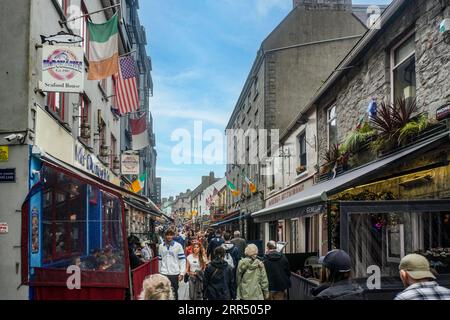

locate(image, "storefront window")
[[347, 210, 450, 279]]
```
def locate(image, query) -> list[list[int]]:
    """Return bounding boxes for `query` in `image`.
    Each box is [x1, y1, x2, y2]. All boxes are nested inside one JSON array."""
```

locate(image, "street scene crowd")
[[127, 226, 450, 301]]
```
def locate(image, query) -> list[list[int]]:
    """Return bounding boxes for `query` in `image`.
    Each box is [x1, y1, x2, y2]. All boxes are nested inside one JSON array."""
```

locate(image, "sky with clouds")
[[139, 0, 392, 199]]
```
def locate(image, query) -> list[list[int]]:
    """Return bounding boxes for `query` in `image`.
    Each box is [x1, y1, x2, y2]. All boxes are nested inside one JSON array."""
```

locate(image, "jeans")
[[163, 274, 180, 300]]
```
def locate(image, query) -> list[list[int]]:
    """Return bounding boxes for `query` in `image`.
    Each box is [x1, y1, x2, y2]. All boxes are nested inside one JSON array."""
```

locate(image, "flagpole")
[[61, 3, 121, 25]]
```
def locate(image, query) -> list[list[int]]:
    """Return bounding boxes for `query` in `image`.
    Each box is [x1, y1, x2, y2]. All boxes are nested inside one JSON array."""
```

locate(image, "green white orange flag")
[[244, 176, 257, 193], [131, 173, 147, 193], [87, 13, 119, 80], [227, 179, 240, 197]]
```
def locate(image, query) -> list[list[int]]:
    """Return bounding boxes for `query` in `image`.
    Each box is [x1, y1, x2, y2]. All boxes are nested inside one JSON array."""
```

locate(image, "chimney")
[[293, 0, 352, 11]]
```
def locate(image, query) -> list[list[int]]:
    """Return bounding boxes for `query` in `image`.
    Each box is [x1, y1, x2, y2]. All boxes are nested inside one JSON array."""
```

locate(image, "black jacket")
[[203, 259, 236, 300], [263, 251, 291, 291], [314, 280, 363, 300], [222, 243, 241, 269], [207, 236, 224, 260]]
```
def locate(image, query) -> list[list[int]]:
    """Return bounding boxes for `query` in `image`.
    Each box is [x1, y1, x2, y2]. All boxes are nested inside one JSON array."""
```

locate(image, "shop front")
[[21, 153, 151, 300]]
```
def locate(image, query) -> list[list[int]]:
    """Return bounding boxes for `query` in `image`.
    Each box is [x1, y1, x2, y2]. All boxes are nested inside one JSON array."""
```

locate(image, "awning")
[[211, 213, 250, 227], [123, 198, 162, 217], [39, 152, 163, 215], [252, 131, 450, 223]]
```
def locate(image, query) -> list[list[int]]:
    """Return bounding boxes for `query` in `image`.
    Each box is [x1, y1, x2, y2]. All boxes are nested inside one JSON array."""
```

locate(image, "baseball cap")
[[399, 254, 436, 280], [322, 249, 352, 273]]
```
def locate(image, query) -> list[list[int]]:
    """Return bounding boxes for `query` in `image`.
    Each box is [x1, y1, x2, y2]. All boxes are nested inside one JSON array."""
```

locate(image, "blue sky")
[[140, 0, 392, 199]]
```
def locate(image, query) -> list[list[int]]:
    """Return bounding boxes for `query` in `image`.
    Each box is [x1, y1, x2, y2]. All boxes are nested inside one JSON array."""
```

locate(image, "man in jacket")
[[207, 230, 224, 261], [230, 230, 246, 258], [158, 229, 186, 300], [203, 246, 236, 300], [263, 240, 291, 300], [222, 231, 241, 270], [314, 249, 363, 300]]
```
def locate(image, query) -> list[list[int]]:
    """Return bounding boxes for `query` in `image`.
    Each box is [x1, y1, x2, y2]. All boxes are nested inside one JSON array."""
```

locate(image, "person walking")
[[207, 230, 224, 261], [186, 242, 207, 300], [140, 241, 153, 261], [203, 246, 236, 300], [395, 253, 450, 300], [314, 249, 363, 300], [222, 231, 241, 270], [158, 229, 186, 300], [263, 240, 291, 300], [236, 244, 269, 300], [173, 229, 185, 249], [230, 230, 246, 258]]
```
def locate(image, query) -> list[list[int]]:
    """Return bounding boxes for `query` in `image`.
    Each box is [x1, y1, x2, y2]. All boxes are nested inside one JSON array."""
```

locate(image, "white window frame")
[[390, 31, 416, 104], [327, 105, 337, 149]]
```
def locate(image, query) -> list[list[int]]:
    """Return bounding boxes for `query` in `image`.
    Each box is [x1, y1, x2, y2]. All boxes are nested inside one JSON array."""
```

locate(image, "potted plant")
[[296, 165, 307, 175], [321, 144, 340, 174]]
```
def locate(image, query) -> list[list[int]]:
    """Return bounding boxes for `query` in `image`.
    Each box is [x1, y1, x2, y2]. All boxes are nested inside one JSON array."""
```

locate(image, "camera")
[[4, 133, 25, 142]]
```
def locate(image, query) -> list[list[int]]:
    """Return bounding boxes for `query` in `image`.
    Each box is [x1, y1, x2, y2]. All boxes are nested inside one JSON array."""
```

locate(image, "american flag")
[[115, 56, 139, 114]]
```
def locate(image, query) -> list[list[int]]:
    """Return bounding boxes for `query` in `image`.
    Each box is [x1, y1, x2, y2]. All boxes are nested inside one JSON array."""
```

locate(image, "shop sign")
[[42, 45, 84, 93], [266, 183, 306, 207], [121, 154, 140, 175], [0, 168, 15, 183], [74, 143, 111, 182], [31, 207, 39, 253], [436, 104, 450, 121], [0, 223, 8, 234], [0, 146, 8, 162]]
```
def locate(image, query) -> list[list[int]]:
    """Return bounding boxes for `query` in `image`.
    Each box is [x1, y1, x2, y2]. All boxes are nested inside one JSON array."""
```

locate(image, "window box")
[[296, 165, 307, 175]]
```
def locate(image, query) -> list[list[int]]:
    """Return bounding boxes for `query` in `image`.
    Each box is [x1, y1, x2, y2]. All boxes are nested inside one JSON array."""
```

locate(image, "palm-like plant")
[[321, 144, 341, 173]]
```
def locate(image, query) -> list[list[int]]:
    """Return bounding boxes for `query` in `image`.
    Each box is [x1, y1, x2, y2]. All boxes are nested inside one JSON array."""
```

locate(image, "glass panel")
[[393, 55, 416, 101], [394, 36, 415, 66]]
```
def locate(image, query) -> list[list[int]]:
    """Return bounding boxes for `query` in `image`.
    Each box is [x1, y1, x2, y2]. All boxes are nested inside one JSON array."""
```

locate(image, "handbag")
[[184, 273, 190, 283]]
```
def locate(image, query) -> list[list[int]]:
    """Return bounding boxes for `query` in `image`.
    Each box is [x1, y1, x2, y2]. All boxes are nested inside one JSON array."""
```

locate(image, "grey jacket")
[[230, 237, 246, 258]]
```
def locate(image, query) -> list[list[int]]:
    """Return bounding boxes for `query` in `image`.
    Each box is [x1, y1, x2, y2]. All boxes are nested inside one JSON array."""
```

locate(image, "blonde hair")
[[139, 274, 174, 300], [245, 244, 259, 258]]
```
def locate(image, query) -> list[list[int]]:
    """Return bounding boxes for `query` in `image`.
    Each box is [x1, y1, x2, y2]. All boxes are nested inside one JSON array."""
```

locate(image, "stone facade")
[[315, 0, 450, 164]]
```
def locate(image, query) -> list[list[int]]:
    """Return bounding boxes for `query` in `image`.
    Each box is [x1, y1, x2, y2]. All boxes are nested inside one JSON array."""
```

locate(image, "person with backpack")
[[207, 229, 224, 261], [236, 244, 269, 300], [263, 240, 291, 300], [221, 231, 241, 270], [203, 246, 236, 300]]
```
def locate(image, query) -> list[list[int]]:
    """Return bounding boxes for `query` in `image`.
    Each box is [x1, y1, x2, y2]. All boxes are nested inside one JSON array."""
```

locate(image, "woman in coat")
[[236, 244, 269, 300], [203, 246, 236, 300]]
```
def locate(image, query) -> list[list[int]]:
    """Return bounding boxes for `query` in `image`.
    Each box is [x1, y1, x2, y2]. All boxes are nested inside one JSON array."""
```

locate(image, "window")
[[79, 94, 90, 140], [327, 105, 337, 147], [47, 92, 65, 121], [80, 1, 89, 58], [391, 34, 416, 102], [110, 134, 117, 168], [298, 131, 307, 168]]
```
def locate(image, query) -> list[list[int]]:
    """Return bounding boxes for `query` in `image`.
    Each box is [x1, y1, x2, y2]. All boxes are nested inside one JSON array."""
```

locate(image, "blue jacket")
[[207, 236, 224, 260]]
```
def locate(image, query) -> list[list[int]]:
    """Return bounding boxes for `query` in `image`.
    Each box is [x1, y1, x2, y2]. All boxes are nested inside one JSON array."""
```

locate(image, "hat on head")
[[322, 249, 351, 273], [399, 254, 436, 280]]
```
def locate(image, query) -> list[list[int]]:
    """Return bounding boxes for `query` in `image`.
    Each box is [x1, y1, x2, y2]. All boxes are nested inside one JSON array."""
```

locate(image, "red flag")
[[130, 112, 149, 150], [115, 56, 139, 114]]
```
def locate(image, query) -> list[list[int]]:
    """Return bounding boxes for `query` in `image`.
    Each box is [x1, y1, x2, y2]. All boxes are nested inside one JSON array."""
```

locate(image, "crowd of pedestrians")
[[137, 225, 450, 301]]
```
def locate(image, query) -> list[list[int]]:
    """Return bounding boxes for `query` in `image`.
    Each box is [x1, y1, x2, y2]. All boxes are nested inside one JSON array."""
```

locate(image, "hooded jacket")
[[263, 250, 291, 292], [314, 279, 363, 300], [203, 259, 236, 300], [237, 257, 269, 300], [222, 243, 241, 269]]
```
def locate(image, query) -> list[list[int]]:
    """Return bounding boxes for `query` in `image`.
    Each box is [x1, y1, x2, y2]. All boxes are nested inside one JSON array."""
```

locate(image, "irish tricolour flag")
[[87, 13, 119, 80], [132, 173, 147, 193], [227, 180, 240, 197]]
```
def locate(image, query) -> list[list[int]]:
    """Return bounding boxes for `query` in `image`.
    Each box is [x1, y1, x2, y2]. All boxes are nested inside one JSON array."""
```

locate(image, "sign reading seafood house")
[[42, 45, 84, 93]]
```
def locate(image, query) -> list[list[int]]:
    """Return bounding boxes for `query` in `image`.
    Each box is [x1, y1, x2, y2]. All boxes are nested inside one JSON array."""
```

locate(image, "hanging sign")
[[121, 154, 140, 175], [42, 45, 84, 93], [0, 223, 8, 234], [0, 146, 8, 162], [436, 104, 450, 121]]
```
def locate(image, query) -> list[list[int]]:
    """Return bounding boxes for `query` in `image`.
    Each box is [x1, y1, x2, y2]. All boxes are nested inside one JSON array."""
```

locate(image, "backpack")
[[224, 250, 235, 269]]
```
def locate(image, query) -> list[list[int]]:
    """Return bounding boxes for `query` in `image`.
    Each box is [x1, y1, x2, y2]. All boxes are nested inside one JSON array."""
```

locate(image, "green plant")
[[322, 144, 340, 165], [369, 98, 418, 153], [398, 113, 430, 145], [341, 122, 376, 153]]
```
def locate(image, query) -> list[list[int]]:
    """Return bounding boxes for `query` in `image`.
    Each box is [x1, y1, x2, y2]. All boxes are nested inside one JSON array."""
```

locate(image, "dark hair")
[[215, 229, 222, 236], [327, 270, 351, 283], [165, 229, 175, 236], [214, 246, 225, 259], [224, 231, 232, 241]]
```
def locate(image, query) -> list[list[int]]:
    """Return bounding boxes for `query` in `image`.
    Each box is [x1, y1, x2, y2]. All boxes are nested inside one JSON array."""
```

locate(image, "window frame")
[[327, 105, 337, 149], [390, 31, 416, 104], [298, 130, 307, 168], [47, 92, 66, 122]]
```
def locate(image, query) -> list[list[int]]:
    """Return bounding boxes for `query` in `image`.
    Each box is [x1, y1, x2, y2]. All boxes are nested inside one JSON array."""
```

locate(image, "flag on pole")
[[244, 176, 257, 193], [130, 112, 150, 151], [227, 180, 240, 197], [131, 173, 147, 193], [115, 55, 140, 114], [87, 13, 119, 80]]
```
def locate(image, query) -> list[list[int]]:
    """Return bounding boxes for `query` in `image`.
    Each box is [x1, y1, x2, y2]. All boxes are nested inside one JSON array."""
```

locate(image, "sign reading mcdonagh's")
[[74, 143, 111, 182], [121, 154, 140, 175], [42, 45, 84, 93]]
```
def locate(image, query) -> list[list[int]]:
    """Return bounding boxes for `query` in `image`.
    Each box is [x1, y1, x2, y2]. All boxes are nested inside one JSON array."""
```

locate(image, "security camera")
[[4, 133, 25, 142]]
